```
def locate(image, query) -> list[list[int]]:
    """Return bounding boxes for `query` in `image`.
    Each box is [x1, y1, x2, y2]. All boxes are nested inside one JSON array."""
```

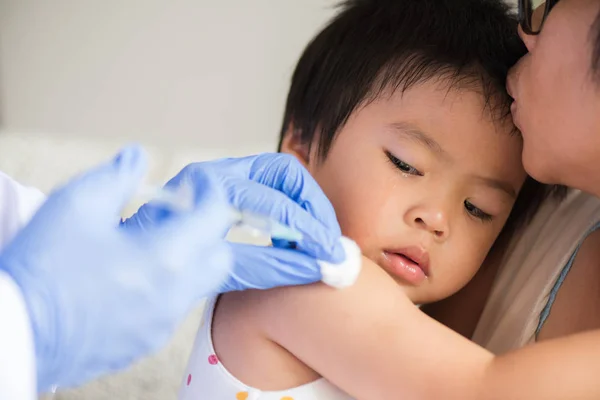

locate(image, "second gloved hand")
[[0, 147, 235, 392]]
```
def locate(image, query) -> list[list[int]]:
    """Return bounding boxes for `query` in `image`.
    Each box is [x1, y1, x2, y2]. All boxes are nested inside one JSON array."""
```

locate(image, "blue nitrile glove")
[[0, 146, 236, 392], [122, 153, 345, 292]]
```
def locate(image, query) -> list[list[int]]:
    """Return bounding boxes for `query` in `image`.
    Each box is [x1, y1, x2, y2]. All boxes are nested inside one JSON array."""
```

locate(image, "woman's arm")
[[253, 256, 600, 399]]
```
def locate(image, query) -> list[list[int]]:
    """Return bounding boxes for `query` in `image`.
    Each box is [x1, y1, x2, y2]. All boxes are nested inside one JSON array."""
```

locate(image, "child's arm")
[[250, 255, 600, 400]]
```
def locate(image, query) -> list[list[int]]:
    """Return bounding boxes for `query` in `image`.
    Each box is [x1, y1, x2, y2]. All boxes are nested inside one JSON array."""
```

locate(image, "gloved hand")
[[0, 147, 236, 392], [123, 153, 345, 292]]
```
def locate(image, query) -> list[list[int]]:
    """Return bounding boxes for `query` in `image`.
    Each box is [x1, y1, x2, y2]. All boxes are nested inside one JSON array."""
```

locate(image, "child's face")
[[282, 81, 526, 304]]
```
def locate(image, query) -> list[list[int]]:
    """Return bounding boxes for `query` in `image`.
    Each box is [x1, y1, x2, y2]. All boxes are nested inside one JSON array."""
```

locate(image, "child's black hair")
[[278, 0, 566, 235]]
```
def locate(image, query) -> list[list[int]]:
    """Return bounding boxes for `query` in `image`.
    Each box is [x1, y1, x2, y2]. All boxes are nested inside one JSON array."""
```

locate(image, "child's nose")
[[409, 208, 449, 241]]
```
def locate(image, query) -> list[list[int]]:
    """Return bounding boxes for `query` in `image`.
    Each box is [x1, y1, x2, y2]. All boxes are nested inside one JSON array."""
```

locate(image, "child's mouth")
[[382, 247, 430, 286]]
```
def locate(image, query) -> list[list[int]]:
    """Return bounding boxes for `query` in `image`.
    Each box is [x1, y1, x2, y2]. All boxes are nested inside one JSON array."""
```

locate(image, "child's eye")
[[385, 151, 422, 176], [464, 200, 493, 222]]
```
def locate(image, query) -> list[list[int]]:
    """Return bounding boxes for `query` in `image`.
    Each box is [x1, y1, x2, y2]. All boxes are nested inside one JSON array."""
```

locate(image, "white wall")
[[0, 0, 518, 151], [0, 0, 336, 150]]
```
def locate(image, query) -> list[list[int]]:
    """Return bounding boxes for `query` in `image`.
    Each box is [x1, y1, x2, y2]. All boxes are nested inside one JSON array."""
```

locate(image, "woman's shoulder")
[[473, 189, 600, 352], [505, 189, 600, 256], [536, 226, 600, 341]]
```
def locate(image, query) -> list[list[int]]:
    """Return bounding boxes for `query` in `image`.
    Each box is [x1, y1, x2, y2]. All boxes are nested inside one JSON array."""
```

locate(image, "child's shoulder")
[[213, 290, 322, 389], [213, 257, 401, 380], [207, 257, 409, 398]]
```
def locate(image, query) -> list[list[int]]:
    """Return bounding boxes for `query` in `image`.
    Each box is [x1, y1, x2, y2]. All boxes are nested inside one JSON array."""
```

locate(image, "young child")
[[179, 1, 562, 399]]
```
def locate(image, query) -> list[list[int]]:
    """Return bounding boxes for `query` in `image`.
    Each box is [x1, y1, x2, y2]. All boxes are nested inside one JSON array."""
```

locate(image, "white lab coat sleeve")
[[0, 171, 46, 399], [0, 272, 38, 400]]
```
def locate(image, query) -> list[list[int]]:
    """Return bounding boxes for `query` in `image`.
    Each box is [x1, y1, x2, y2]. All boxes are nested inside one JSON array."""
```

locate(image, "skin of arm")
[[536, 229, 600, 341], [247, 255, 600, 400]]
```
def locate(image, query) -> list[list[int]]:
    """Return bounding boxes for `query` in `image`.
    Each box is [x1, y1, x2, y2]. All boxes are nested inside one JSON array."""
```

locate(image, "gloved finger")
[[221, 242, 323, 292], [223, 178, 344, 262], [207, 154, 341, 234], [57, 146, 148, 225], [178, 242, 232, 307], [124, 166, 230, 236], [146, 242, 232, 343], [149, 170, 234, 271], [247, 153, 341, 234], [151, 228, 232, 311]]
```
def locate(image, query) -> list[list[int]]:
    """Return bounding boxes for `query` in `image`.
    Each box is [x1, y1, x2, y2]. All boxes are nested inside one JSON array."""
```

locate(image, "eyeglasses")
[[518, 0, 560, 35]]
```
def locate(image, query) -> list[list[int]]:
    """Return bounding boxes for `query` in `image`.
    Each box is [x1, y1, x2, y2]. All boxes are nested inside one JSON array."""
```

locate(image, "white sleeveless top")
[[472, 189, 600, 353], [179, 296, 354, 400]]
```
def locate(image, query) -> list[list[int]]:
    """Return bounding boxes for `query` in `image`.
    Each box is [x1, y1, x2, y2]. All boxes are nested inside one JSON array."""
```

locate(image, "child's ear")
[[279, 123, 311, 169]]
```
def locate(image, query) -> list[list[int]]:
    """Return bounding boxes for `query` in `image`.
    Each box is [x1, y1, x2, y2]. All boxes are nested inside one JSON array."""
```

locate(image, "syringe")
[[136, 183, 303, 242]]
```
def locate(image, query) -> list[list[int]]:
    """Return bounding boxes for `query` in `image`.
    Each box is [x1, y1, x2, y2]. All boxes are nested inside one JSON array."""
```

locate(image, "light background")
[[0, 0, 339, 151], [0, 0, 517, 152]]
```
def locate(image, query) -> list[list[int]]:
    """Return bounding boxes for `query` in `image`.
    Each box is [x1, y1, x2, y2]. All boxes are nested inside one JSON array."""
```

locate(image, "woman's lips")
[[382, 247, 430, 286]]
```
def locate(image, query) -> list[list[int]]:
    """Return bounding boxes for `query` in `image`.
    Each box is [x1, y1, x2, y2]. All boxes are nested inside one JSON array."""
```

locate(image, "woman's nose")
[[518, 24, 538, 52]]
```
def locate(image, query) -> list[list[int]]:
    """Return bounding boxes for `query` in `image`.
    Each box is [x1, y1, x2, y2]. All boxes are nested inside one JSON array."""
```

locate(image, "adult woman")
[[421, 0, 600, 396], [426, 0, 600, 352]]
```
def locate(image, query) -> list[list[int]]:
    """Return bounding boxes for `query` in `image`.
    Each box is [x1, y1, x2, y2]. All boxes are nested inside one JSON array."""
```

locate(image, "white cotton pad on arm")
[[318, 236, 362, 289]]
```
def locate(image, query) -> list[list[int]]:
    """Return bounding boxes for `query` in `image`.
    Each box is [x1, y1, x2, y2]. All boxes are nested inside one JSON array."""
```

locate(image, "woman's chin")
[[521, 144, 557, 185]]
